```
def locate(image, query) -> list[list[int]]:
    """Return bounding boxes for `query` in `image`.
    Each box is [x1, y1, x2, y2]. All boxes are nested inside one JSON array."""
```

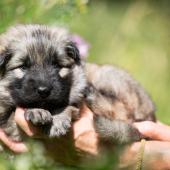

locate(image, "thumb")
[[134, 121, 170, 141]]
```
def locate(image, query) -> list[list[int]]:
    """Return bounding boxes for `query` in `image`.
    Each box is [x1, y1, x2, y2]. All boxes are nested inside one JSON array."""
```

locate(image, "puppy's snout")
[[37, 86, 51, 98]]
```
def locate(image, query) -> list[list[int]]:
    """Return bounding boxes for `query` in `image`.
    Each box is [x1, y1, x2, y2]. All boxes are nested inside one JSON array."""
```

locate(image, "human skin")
[[0, 106, 170, 169], [120, 121, 170, 170], [0, 106, 99, 154]]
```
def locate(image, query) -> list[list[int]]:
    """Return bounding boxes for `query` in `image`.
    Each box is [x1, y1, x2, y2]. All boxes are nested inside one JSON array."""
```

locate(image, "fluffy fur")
[[0, 24, 86, 141], [85, 63, 156, 143], [0, 24, 156, 147]]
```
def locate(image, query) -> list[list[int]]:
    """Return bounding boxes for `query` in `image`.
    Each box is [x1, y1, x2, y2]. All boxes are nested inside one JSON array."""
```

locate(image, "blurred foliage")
[[0, 140, 119, 170], [0, 0, 170, 169], [70, 0, 170, 124], [0, 0, 87, 32]]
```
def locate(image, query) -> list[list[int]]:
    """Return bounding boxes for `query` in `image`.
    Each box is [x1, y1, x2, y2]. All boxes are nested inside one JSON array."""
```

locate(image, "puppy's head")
[[0, 25, 85, 110]]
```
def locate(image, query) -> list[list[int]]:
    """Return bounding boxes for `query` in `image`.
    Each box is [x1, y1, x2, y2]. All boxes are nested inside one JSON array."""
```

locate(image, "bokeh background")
[[0, 0, 170, 169]]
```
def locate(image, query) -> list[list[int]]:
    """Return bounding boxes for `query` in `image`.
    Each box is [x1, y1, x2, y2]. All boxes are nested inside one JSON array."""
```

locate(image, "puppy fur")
[[0, 24, 156, 146], [0, 24, 86, 141], [85, 63, 156, 143]]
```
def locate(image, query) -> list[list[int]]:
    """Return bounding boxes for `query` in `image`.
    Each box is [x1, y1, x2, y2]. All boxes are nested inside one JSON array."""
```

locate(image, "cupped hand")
[[0, 108, 29, 153], [0, 105, 98, 154]]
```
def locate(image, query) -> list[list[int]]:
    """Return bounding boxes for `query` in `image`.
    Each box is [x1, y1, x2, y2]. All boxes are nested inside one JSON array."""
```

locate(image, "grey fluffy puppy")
[[0, 24, 156, 146], [0, 24, 86, 142]]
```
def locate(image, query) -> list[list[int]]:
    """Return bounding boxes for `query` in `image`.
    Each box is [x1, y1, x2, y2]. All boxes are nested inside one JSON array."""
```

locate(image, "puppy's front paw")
[[25, 109, 52, 125], [49, 115, 71, 137]]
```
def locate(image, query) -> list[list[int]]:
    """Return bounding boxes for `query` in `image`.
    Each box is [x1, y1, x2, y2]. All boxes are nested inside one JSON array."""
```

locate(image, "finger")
[[0, 129, 28, 153], [131, 141, 170, 154], [122, 140, 170, 170], [73, 104, 99, 154], [14, 107, 39, 137], [75, 131, 98, 155], [73, 104, 95, 139], [80, 104, 93, 120], [134, 121, 170, 141]]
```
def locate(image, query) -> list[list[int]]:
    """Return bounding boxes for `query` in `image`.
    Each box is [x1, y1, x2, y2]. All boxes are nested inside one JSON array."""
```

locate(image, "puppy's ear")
[[0, 47, 12, 76], [65, 42, 80, 63]]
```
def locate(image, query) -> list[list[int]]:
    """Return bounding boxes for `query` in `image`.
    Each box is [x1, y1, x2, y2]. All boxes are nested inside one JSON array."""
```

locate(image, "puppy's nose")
[[37, 86, 51, 98]]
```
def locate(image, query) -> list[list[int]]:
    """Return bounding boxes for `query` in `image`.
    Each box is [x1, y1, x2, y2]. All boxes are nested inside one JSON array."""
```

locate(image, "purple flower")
[[71, 34, 90, 59]]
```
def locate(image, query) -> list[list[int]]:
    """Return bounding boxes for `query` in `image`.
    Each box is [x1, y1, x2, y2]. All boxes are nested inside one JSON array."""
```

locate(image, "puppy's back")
[[84, 63, 155, 143], [85, 63, 155, 122]]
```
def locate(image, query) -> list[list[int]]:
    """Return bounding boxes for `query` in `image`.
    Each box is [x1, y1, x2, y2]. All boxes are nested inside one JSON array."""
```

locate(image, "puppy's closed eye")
[[7, 55, 31, 71], [19, 63, 30, 71], [8, 63, 29, 72]]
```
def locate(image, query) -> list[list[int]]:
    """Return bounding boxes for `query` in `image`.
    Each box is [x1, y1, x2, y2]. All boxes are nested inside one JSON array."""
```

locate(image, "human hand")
[[0, 107, 42, 153], [134, 121, 170, 141], [0, 105, 98, 154], [131, 121, 170, 155], [120, 121, 170, 170]]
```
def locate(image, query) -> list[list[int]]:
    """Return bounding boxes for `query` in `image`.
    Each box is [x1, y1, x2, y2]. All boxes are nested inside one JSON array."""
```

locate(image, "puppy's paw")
[[25, 109, 52, 125], [49, 115, 71, 137]]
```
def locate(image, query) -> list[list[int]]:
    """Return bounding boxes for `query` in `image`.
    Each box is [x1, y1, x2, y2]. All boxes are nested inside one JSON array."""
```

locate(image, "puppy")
[[0, 24, 156, 147], [0, 24, 86, 143], [85, 63, 156, 143]]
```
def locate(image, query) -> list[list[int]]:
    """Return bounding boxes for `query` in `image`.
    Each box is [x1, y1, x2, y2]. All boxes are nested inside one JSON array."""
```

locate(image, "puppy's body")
[[0, 25, 155, 149], [85, 63, 155, 143]]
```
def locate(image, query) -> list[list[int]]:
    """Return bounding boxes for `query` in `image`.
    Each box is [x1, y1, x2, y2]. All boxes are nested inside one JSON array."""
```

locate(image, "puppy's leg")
[[85, 85, 142, 144], [49, 106, 79, 138], [94, 116, 141, 144], [85, 84, 116, 118], [24, 108, 52, 125]]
